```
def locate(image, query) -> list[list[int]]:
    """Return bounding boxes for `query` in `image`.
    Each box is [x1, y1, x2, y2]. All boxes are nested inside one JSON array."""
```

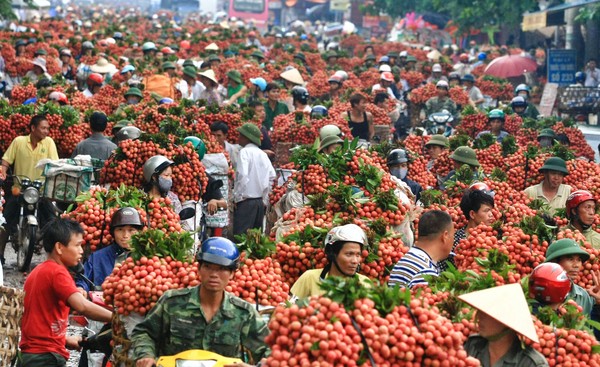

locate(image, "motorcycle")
[[154, 350, 244, 367], [3, 175, 50, 272], [425, 110, 455, 136], [70, 262, 113, 367]]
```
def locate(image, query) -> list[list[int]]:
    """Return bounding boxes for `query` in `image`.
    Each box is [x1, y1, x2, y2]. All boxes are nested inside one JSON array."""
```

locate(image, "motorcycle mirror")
[[179, 207, 195, 221], [69, 262, 85, 275]]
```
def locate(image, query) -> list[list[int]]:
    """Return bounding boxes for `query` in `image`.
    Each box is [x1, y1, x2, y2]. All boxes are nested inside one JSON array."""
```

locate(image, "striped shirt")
[[439, 227, 465, 272], [388, 247, 439, 288]]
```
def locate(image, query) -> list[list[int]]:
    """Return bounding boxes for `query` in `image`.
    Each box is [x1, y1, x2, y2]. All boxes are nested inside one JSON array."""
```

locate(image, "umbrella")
[[484, 55, 538, 78]]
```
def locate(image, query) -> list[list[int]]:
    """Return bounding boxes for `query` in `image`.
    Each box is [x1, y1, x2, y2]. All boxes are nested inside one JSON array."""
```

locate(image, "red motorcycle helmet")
[[381, 71, 394, 82], [469, 182, 495, 198], [566, 190, 596, 219], [87, 72, 104, 86], [529, 263, 571, 304], [180, 40, 191, 50]]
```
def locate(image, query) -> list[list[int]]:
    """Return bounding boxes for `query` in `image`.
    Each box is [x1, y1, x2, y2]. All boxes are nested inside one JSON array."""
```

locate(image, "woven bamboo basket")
[[0, 286, 25, 366]]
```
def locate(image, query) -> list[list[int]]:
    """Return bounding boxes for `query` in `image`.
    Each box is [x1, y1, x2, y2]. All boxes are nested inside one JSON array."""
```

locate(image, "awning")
[[522, 0, 600, 31]]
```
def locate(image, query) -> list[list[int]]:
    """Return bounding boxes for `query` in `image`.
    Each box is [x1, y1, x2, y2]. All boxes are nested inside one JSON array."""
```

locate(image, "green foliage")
[[518, 215, 556, 245], [472, 133, 497, 150], [372, 189, 399, 212], [235, 228, 276, 259], [490, 167, 507, 182], [449, 134, 471, 151], [419, 189, 445, 207], [547, 143, 576, 161], [355, 162, 383, 195], [129, 229, 195, 262], [501, 135, 518, 156]]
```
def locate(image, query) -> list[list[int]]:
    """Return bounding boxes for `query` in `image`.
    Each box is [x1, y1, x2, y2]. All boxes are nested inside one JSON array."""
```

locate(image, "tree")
[[369, 0, 538, 38], [0, 0, 16, 19]]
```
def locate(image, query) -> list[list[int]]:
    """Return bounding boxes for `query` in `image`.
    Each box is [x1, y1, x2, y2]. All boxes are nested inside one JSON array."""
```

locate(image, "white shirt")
[[371, 84, 398, 100], [177, 80, 206, 101], [82, 88, 93, 98], [585, 67, 600, 87], [233, 143, 275, 205]]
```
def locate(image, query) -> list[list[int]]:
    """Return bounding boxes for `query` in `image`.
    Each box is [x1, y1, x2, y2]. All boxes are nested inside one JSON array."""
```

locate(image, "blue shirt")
[[75, 243, 125, 292], [475, 130, 509, 142], [388, 246, 439, 288]]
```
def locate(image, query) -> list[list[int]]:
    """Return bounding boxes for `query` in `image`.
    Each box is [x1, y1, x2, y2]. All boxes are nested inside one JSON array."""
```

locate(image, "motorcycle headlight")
[[23, 187, 40, 204], [176, 360, 217, 367]]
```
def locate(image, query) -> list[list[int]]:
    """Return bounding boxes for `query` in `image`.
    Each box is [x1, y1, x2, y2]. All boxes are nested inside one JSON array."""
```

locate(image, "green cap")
[[227, 70, 242, 84], [124, 87, 143, 98], [182, 66, 197, 79], [43, 31, 52, 38], [183, 136, 206, 160], [162, 61, 176, 70], [538, 128, 557, 139], [406, 55, 417, 63], [365, 54, 376, 62], [236, 123, 262, 146], [35, 48, 47, 55], [488, 109, 505, 121], [387, 51, 399, 58], [545, 239, 590, 263], [450, 146, 480, 167], [325, 50, 338, 59], [318, 135, 343, 152], [539, 157, 569, 175], [425, 134, 449, 148], [183, 59, 195, 67]]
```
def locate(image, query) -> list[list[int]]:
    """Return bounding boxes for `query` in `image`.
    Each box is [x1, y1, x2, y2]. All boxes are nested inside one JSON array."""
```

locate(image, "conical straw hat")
[[280, 68, 304, 85], [458, 283, 539, 343]]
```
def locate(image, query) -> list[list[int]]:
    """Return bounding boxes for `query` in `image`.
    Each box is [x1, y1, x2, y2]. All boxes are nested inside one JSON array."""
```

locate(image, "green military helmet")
[[124, 87, 143, 98], [450, 146, 480, 167], [112, 119, 133, 134], [425, 134, 449, 148], [319, 124, 342, 140], [545, 238, 590, 263], [162, 61, 176, 71], [539, 157, 569, 175], [182, 66, 197, 79], [182, 59, 196, 68], [318, 135, 343, 153], [405, 55, 417, 63], [226, 70, 243, 84], [538, 128, 557, 139], [183, 136, 207, 160], [488, 109, 505, 121], [250, 50, 265, 60]]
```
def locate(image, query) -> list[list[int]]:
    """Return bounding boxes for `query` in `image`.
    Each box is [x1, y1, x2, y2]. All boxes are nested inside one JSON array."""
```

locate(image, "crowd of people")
[[0, 7, 599, 367]]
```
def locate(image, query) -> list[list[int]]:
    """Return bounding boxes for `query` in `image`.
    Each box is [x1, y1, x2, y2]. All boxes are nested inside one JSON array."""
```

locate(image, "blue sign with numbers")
[[547, 49, 577, 86]]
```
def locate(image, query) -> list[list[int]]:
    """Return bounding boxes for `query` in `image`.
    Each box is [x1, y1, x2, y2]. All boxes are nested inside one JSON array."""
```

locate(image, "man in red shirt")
[[19, 218, 112, 366]]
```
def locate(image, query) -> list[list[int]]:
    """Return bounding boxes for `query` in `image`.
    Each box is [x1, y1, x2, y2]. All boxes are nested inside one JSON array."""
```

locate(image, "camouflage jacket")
[[423, 96, 458, 119], [130, 286, 270, 362]]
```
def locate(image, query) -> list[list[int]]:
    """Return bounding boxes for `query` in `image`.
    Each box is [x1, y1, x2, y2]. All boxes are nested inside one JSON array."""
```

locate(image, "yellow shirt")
[[2, 135, 58, 182], [523, 182, 571, 216], [566, 223, 600, 250], [290, 268, 370, 298]]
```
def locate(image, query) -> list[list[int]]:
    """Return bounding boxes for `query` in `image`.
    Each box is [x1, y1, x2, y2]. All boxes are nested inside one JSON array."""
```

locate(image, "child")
[[19, 218, 112, 367]]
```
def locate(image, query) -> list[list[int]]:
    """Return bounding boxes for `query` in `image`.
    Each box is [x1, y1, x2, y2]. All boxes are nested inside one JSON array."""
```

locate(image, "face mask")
[[399, 168, 408, 179], [157, 176, 172, 194], [390, 167, 402, 179], [127, 98, 138, 105]]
